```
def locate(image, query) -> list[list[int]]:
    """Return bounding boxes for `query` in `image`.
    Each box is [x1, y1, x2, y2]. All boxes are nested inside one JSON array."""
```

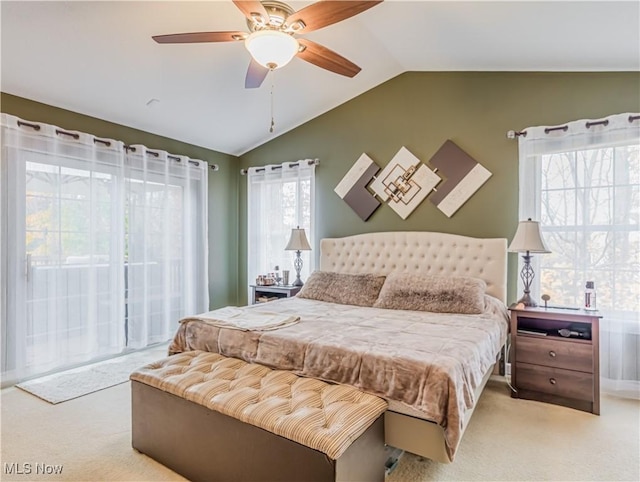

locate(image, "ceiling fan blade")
[[153, 31, 247, 44], [245, 58, 270, 89], [297, 39, 361, 78], [287, 1, 382, 33], [233, 0, 270, 24]]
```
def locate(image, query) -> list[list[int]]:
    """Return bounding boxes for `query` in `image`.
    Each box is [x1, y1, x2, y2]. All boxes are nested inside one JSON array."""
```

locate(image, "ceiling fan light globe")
[[245, 30, 299, 70]]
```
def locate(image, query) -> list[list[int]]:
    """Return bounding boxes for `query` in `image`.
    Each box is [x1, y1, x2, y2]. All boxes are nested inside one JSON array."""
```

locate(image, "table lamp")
[[508, 218, 551, 307], [285, 226, 311, 287]]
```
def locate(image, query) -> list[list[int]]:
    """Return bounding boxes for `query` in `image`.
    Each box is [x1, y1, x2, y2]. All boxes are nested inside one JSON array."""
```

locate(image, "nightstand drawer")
[[516, 362, 593, 401], [516, 336, 593, 373]]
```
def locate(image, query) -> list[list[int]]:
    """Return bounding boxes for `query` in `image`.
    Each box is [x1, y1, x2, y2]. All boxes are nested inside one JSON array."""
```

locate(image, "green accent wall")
[[5, 71, 639, 309], [1, 92, 240, 309], [238, 71, 640, 305]]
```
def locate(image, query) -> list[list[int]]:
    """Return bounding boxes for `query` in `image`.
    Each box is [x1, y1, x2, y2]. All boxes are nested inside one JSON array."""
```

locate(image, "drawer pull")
[[548, 350, 556, 358], [549, 378, 557, 385]]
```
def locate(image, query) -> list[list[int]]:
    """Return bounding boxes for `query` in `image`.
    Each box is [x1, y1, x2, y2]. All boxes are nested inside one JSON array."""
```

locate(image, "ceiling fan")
[[153, 0, 382, 89]]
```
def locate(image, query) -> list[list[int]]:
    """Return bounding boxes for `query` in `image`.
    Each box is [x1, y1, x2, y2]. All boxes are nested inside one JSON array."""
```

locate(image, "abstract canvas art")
[[369, 147, 440, 220], [428, 140, 492, 217], [333, 153, 381, 221], [335, 141, 491, 220]]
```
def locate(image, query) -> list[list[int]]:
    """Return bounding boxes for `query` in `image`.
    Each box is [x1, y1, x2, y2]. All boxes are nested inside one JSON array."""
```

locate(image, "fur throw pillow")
[[373, 273, 486, 314], [297, 271, 386, 307]]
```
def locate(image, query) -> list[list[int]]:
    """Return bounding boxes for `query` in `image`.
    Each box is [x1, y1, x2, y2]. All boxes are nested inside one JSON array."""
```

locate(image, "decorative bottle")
[[584, 281, 597, 311]]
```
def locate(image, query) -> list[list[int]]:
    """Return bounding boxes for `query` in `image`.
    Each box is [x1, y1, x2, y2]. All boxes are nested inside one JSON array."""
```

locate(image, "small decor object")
[[558, 328, 590, 339], [427, 140, 492, 218], [541, 294, 550, 309], [334, 153, 381, 221], [282, 270, 290, 286], [369, 146, 440, 220], [508, 218, 551, 307], [584, 281, 597, 310], [256, 274, 276, 286], [285, 226, 311, 287]]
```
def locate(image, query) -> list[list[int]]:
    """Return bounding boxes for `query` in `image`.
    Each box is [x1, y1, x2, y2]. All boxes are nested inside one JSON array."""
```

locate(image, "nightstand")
[[250, 285, 301, 305], [510, 306, 601, 415]]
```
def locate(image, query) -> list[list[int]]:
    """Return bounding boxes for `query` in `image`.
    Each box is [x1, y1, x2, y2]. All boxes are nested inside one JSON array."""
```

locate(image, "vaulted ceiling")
[[2, 1, 639, 155]]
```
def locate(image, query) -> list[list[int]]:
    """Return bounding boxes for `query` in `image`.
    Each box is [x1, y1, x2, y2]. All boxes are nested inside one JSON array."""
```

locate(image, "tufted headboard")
[[319, 231, 507, 303]]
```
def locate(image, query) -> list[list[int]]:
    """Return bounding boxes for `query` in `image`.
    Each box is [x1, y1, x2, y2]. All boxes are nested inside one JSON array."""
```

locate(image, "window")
[[247, 161, 315, 295], [518, 113, 640, 397], [537, 145, 639, 312]]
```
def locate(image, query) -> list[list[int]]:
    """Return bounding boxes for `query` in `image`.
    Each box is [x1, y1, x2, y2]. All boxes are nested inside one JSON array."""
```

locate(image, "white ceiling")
[[2, 1, 639, 156]]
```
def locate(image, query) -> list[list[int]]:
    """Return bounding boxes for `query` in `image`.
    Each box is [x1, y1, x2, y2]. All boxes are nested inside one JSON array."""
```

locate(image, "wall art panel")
[[428, 140, 492, 217], [334, 153, 381, 221]]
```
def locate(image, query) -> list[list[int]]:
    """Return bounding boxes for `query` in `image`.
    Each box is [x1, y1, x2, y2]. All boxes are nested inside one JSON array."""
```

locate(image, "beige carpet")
[[1, 373, 638, 481]]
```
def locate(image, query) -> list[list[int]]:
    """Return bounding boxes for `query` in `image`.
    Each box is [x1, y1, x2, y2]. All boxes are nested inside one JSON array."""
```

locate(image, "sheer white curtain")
[[518, 112, 640, 398], [125, 146, 209, 348], [247, 161, 315, 295], [1, 114, 126, 382], [1, 115, 209, 383]]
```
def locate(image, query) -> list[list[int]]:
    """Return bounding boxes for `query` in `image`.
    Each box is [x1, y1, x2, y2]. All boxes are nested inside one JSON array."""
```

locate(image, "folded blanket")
[[180, 306, 300, 331]]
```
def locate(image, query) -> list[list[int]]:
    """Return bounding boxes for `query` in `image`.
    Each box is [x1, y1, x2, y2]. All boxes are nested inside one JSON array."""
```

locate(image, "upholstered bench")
[[130, 351, 388, 482]]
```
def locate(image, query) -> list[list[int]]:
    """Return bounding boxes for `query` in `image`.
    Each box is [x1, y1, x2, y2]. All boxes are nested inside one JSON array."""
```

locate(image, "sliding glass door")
[[2, 116, 210, 385], [2, 140, 126, 382]]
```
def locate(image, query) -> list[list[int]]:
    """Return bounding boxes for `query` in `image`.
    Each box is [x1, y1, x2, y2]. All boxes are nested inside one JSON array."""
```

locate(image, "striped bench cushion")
[[130, 350, 388, 460]]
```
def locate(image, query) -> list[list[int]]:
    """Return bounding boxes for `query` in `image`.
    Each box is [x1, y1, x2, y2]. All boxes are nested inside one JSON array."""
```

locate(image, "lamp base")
[[516, 293, 537, 307], [517, 252, 537, 307], [292, 250, 304, 287]]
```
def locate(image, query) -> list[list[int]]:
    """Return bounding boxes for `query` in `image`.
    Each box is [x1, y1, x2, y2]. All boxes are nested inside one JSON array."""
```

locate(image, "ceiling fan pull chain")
[[269, 72, 275, 133]]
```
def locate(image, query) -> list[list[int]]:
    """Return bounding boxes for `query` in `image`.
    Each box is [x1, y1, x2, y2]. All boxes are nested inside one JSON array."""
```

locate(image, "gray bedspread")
[[169, 296, 509, 459]]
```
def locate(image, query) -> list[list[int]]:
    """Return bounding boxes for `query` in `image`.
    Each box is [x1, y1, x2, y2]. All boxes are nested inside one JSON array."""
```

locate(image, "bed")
[[169, 231, 509, 463]]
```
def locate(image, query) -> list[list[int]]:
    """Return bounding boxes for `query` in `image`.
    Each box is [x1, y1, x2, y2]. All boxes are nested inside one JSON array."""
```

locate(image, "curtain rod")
[[124, 146, 219, 170], [506, 114, 639, 139], [13, 120, 219, 171], [240, 158, 319, 175]]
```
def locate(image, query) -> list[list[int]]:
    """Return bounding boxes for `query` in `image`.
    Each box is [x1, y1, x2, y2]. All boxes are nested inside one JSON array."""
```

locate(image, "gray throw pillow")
[[373, 273, 486, 314], [297, 271, 386, 307]]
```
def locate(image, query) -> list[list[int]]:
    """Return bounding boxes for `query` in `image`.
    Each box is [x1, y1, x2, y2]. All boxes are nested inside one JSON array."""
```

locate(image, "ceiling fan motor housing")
[[247, 1, 296, 32]]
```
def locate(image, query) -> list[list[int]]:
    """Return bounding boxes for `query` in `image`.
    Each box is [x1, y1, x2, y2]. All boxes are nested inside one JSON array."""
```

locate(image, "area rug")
[[16, 347, 167, 404]]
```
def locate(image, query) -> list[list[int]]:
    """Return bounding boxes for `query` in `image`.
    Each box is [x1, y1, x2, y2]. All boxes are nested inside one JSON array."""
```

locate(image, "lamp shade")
[[508, 219, 551, 253], [245, 30, 299, 70], [285, 227, 311, 251]]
